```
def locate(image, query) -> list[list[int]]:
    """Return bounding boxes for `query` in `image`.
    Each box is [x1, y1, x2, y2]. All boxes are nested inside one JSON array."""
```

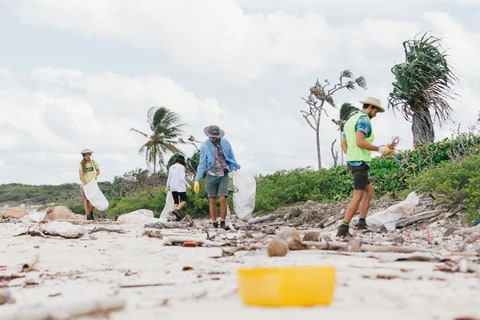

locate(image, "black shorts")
[[348, 163, 370, 190], [171, 191, 187, 204]]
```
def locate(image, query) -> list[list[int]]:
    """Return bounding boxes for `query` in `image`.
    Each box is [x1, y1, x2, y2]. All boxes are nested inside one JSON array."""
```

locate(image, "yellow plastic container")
[[237, 266, 336, 307]]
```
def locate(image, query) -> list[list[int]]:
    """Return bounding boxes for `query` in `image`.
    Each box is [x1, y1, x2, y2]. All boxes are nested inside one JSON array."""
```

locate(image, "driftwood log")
[[162, 236, 227, 247], [43, 219, 112, 225], [302, 240, 478, 257], [247, 214, 277, 225], [0, 274, 25, 282], [1, 297, 126, 320], [395, 210, 442, 228], [89, 227, 126, 234], [120, 282, 175, 288]]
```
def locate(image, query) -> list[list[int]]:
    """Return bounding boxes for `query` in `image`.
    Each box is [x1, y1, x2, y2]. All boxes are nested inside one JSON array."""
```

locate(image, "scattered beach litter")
[[0, 194, 479, 319]]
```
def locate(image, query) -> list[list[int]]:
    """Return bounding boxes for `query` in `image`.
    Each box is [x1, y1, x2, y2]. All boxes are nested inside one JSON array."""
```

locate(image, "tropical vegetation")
[[2, 133, 479, 225], [2, 35, 479, 226], [131, 106, 184, 173], [389, 33, 458, 145]]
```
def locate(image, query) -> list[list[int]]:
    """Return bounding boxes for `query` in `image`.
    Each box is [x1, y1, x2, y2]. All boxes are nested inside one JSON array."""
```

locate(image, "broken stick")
[[1, 297, 126, 320], [302, 240, 478, 256]]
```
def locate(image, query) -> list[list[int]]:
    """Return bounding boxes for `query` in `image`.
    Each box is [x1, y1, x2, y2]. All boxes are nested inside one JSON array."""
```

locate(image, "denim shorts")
[[205, 174, 229, 198], [348, 163, 370, 190]]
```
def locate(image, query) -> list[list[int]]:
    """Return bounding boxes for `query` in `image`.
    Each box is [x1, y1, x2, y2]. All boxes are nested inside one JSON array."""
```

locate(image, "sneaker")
[[357, 220, 368, 230], [171, 210, 182, 221], [219, 220, 230, 230], [336, 224, 351, 238], [86, 213, 94, 220], [212, 221, 219, 228]]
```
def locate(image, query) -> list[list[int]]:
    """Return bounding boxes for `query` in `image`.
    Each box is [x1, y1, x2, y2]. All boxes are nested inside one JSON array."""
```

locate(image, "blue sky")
[[0, 0, 479, 185]]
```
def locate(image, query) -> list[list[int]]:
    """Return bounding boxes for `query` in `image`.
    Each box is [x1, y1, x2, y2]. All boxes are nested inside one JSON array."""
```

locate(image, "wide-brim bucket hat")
[[204, 125, 225, 138], [80, 148, 94, 155], [359, 97, 385, 113]]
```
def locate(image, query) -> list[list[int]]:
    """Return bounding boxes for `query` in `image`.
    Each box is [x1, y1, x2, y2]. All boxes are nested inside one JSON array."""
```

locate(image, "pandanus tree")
[[389, 33, 458, 145], [302, 70, 367, 169], [131, 106, 184, 173]]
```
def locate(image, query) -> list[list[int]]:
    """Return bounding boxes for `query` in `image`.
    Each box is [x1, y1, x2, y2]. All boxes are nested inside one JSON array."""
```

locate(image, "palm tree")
[[131, 106, 184, 173], [389, 33, 458, 145]]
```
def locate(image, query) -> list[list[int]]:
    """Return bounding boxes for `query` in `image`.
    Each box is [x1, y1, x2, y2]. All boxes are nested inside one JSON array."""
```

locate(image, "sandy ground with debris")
[[0, 214, 479, 320]]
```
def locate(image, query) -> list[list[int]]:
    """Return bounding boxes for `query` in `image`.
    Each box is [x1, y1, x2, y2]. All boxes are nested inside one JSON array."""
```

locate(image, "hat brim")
[[81, 149, 94, 155], [359, 100, 385, 113], [204, 126, 225, 138]]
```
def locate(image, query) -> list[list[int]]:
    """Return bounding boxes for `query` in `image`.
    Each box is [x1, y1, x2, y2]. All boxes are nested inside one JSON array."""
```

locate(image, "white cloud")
[[0, 1, 478, 185], [0, 0, 430, 80], [0, 67, 227, 184], [423, 11, 480, 77]]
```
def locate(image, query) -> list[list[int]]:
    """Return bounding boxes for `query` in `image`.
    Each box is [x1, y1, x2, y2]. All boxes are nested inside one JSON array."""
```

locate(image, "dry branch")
[[89, 227, 126, 234], [247, 214, 277, 225], [14, 227, 47, 238], [162, 236, 227, 247], [395, 210, 443, 228], [120, 282, 175, 288], [0, 274, 25, 281], [302, 240, 478, 257]]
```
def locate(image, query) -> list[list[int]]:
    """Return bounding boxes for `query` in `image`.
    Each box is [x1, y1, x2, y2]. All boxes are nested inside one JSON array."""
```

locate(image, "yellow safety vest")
[[344, 112, 375, 162]]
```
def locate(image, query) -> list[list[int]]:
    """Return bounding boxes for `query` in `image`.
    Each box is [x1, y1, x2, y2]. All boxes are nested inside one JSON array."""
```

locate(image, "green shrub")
[[409, 154, 480, 225], [254, 166, 352, 213], [462, 175, 480, 225], [2, 135, 480, 223], [369, 157, 404, 196], [105, 182, 211, 220], [106, 187, 164, 219], [395, 136, 480, 179]]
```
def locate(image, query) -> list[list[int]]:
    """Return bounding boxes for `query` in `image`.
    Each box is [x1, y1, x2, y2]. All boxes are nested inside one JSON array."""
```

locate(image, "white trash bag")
[[367, 192, 419, 231], [83, 179, 109, 211], [21, 210, 47, 224], [41, 221, 86, 238], [159, 191, 175, 222], [233, 171, 256, 221], [117, 209, 157, 225]]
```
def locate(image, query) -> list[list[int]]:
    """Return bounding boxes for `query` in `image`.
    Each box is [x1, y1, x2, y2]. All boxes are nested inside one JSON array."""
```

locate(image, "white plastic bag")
[[21, 210, 47, 223], [41, 221, 86, 238], [367, 192, 419, 231], [83, 179, 109, 211], [117, 209, 157, 225], [159, 191, 175, 222], [233, 171, 256, 221]]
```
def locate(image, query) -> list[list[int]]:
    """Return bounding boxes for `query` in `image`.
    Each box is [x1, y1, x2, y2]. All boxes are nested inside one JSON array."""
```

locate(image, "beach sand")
[[0, 220, 479, 320]]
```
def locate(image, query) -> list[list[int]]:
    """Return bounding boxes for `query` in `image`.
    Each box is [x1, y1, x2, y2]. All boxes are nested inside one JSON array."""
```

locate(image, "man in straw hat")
[[337, 97, 394, 237], [194, 125, 241, 229]]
